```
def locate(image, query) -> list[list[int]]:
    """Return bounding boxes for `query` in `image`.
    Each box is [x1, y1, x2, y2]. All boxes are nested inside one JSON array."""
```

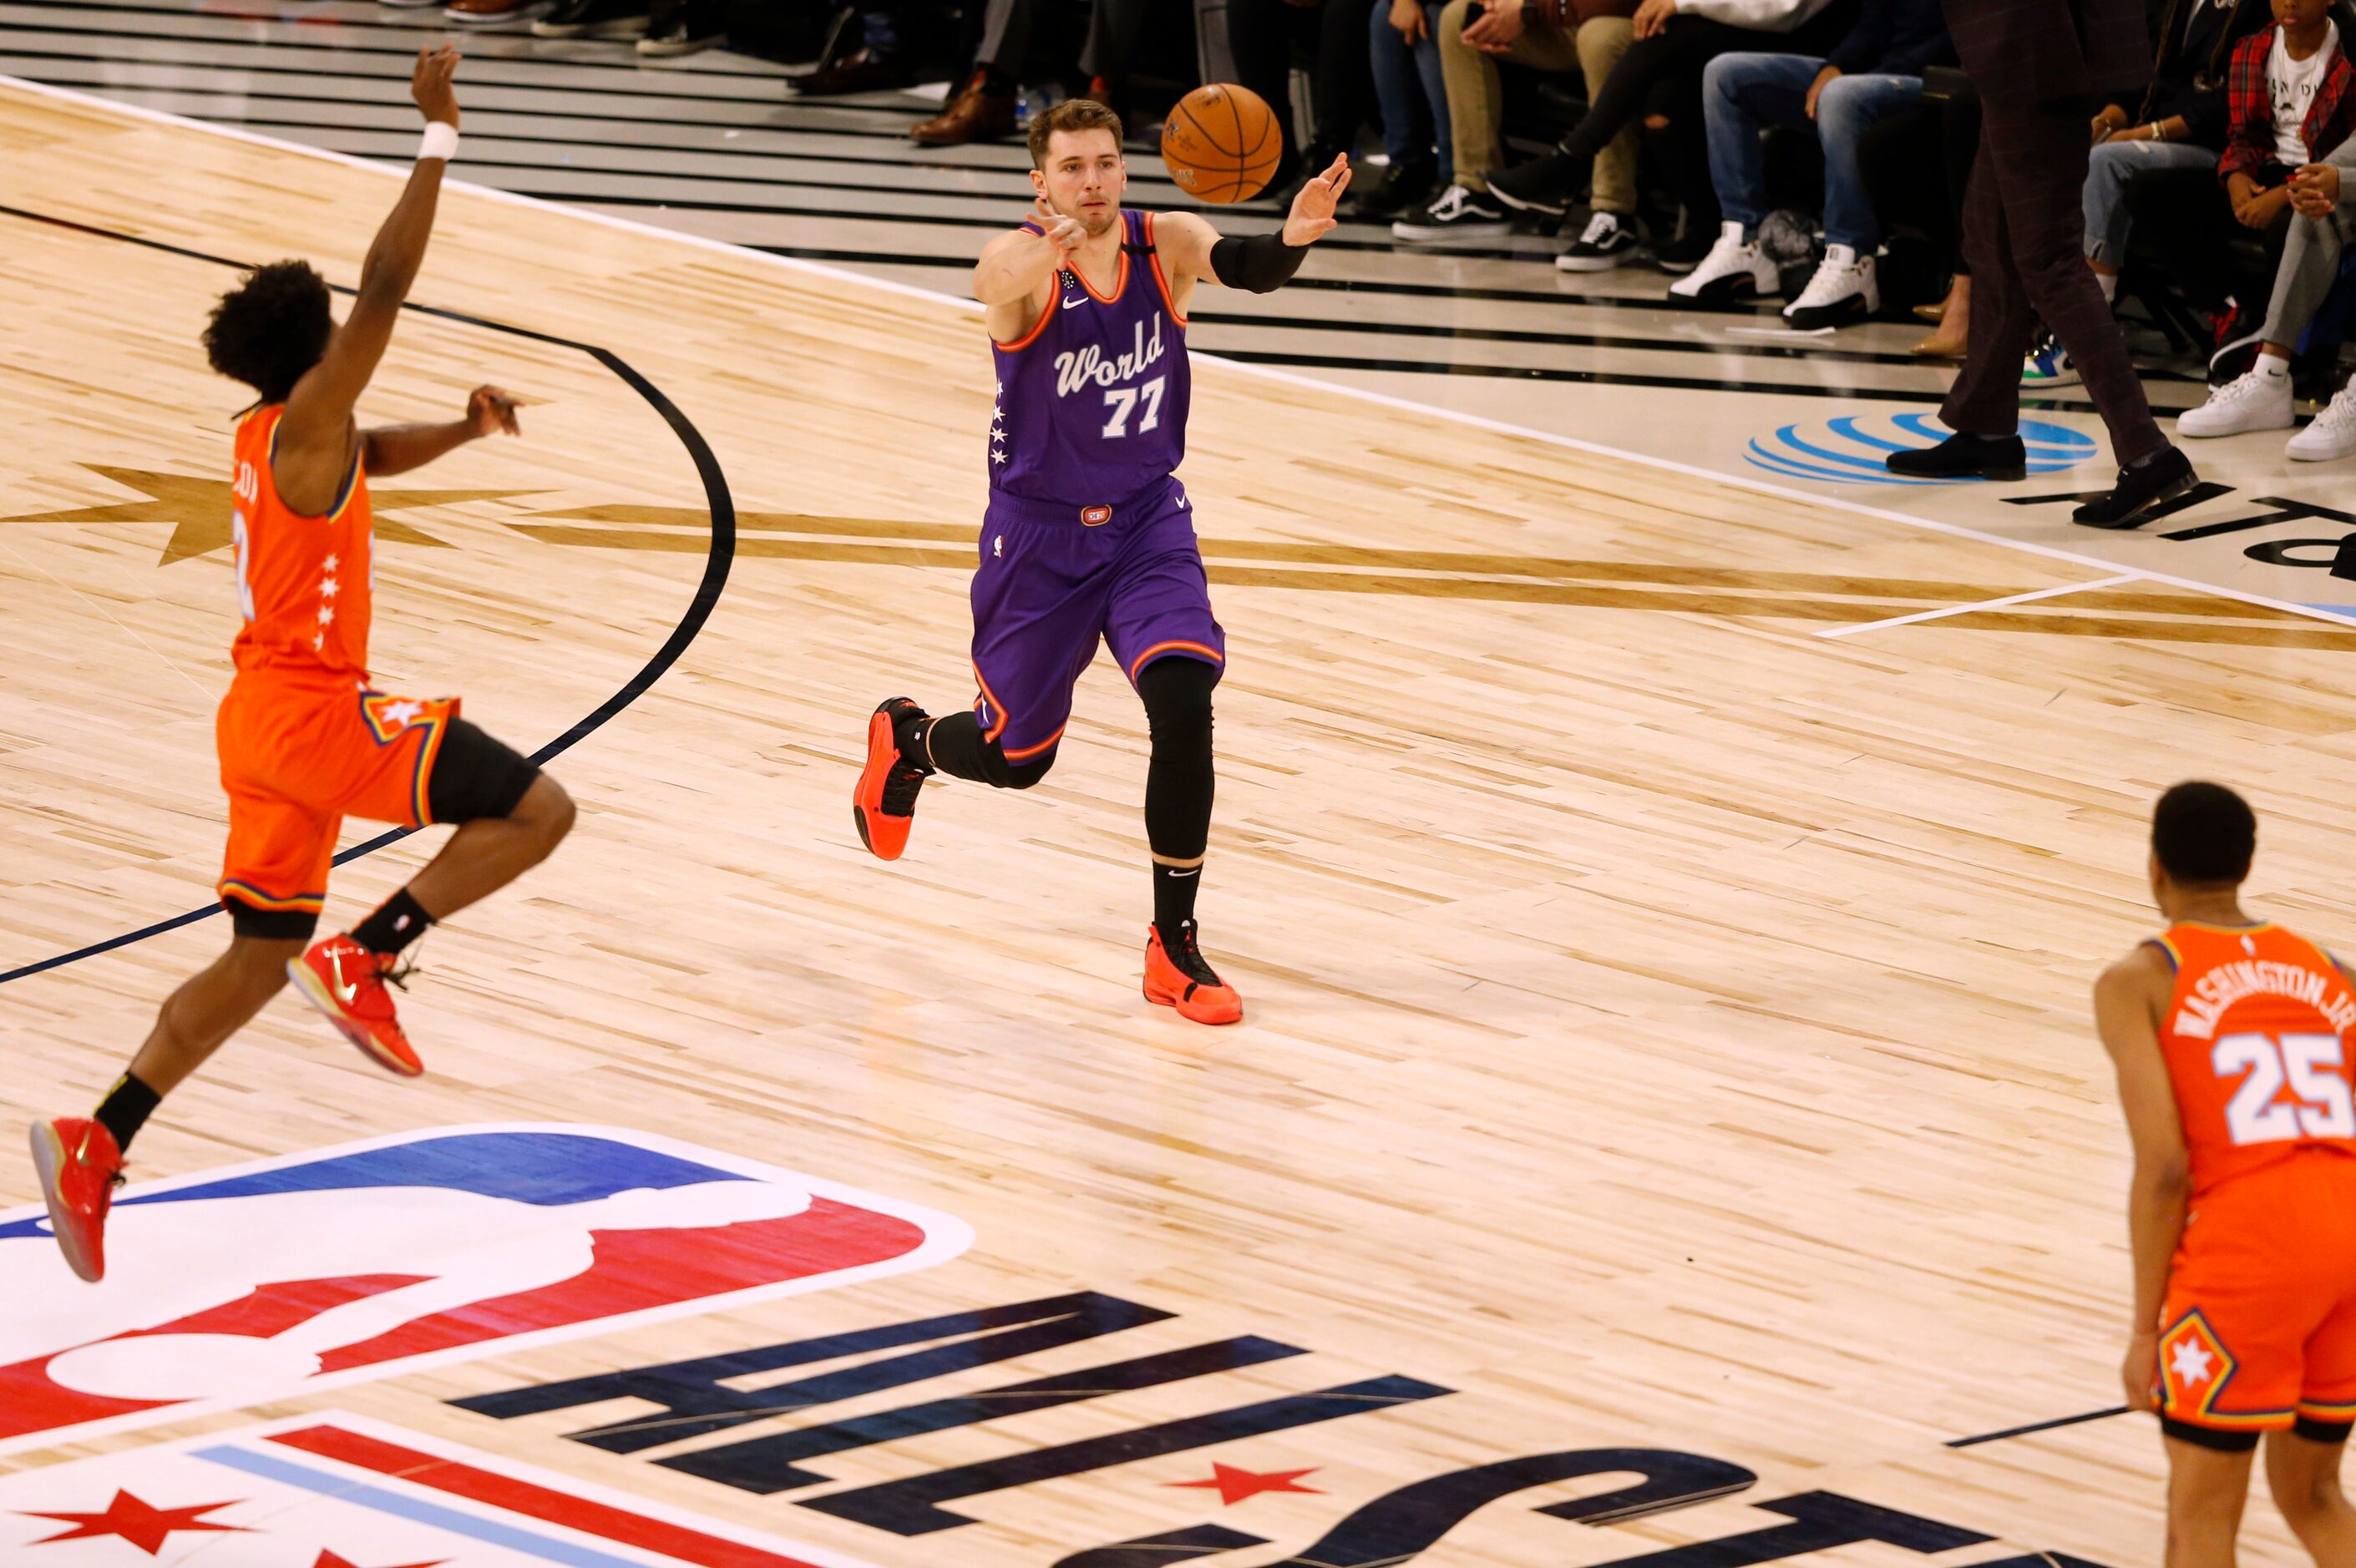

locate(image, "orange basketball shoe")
[[289, 934, 422, 1076], [1144, 921, 1243, 1025], [29, 1115, 124, 1282], [854, 697, 931, 861]]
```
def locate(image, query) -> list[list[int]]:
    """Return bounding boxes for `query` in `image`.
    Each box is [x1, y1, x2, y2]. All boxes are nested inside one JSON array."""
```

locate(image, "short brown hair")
[[1028, 98, 1125, 169]]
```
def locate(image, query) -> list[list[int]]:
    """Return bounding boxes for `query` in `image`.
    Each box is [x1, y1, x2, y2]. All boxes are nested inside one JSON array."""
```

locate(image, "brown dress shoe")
[[793, 47, 915, 96], [913, 72, 1016, 144]]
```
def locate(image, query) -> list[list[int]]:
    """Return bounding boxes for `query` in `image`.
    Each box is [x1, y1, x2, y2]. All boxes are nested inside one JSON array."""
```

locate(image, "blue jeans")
[[1370, 0, 1451, 179], [2080, 137, 2215, 266], [1703, 53, 1923, 251]]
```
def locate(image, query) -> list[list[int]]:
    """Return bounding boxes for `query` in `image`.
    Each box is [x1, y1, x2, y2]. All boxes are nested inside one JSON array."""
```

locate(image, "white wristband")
[[419, 122, 459, 163]]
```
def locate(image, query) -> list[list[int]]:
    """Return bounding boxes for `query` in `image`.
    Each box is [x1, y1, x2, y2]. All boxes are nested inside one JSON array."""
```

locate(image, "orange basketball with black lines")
[[1161, 83, 1283, 204]]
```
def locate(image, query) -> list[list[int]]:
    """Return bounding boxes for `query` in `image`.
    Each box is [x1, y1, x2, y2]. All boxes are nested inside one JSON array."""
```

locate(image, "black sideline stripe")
[[0, 200, 736, 985]]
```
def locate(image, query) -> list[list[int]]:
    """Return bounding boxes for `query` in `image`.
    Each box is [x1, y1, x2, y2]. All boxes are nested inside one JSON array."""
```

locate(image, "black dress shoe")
[[1886, 432, 2027, 480], [2072, 445, 2197, 529]]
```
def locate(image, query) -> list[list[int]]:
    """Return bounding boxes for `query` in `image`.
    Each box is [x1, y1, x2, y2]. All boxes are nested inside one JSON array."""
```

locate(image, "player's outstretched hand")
[[468, 385, 521, 438], [1031, 197, 1087, 260], [1281, 153, 1350, 246], [413, 44, 461, 129]]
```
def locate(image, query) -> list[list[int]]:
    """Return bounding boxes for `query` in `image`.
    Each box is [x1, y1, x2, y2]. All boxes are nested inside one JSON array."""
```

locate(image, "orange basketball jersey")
[[229, 406, 372, 682], [2156, 921, 2356, 1197]]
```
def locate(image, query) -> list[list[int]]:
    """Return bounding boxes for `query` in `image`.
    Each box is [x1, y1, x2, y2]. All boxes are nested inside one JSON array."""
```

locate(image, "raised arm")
[[976, 199, 1084, 343], [362, 385, 520, 478], [276, 46, 462, 508], [2094, 944, 2191, 1414], [1156, 154, 1350, 298]]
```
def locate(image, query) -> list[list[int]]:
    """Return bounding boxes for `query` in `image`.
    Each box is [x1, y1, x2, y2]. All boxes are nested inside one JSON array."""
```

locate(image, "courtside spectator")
[[1399, 0, 1639, 261], [1669, 0, 1951, 321]]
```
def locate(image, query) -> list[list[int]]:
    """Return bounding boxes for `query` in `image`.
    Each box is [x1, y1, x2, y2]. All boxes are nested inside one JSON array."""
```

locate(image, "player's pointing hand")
[[1032, 197, 1086, 259], [469, 386, 521, 438], [413, 43, 461, 129], [1281, 152, 1350, 246]]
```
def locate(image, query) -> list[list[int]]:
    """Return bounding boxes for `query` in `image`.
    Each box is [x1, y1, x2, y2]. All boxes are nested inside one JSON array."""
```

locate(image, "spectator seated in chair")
[[1350, 0, 1453, 220], [1669, 0, 1952, 321], [2178, 137, 2356, 458]]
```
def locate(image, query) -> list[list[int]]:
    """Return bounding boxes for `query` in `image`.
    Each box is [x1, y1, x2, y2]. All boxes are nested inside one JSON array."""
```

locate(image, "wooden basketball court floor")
[[9, 78, 2356, 1567]]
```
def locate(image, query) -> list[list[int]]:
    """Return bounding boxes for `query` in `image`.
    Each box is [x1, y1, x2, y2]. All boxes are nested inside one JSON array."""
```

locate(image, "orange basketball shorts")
[[215, 673, 459, 921], [2158, 1153, 2356, 1435]]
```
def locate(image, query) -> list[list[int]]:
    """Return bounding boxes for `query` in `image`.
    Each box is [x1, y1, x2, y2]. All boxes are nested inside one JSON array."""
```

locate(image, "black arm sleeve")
[[1208, 231, 1310, 293]]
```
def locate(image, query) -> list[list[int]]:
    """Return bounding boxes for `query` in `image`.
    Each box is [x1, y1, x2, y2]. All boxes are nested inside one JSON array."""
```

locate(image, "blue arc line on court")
[[194, 1445, 656, 1568], [0, 201, 738, 987]]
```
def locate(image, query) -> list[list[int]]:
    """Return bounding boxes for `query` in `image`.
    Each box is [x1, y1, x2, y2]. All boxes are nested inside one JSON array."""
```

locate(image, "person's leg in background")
[[1299, 0, 1379, 189], [1668, 52, 1813, 301], [1396, 0, 1514, 239], [1916, 78, 1979, 353], [1780, 71, 1922, 328], [2182, 205, 2351, 450], [914, 0, 1026, 143], [1083, 0, 1153, 123], [1356, 0, 1444, 216], [1226, 0, 1325, 188], [1556, 13, 1642, 270]]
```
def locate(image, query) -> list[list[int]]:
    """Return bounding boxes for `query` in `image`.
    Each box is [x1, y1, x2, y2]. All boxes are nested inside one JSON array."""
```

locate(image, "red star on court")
[[1165, 1463, 1325, 1505], [22, 1490, 250, 1554], [315, 1551, 447, 1568]]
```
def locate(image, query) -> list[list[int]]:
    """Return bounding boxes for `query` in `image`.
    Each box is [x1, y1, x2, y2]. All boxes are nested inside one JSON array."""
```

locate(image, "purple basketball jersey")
[[990, 209, 1190, 515]]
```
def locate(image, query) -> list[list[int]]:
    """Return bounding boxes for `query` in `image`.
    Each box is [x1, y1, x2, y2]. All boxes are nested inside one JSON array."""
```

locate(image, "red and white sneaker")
[[29, 1115, 124, 1282], [288, 934, 422, 1076], [1143, 921, 1243, 1025]]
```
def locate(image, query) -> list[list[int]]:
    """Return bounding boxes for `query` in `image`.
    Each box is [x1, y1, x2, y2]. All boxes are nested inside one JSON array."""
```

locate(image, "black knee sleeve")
[[1137, 656, 1217, 862], [925, 710, 1056, 789], [428, 718, 540, 824]]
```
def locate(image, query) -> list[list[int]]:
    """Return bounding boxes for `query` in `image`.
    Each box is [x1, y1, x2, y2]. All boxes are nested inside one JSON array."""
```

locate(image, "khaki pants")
[[1436, 1, 1635, 210]]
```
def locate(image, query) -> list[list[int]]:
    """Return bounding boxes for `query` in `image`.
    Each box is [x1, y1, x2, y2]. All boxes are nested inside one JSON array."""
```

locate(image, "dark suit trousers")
[[1942, 101, 2166, 465]]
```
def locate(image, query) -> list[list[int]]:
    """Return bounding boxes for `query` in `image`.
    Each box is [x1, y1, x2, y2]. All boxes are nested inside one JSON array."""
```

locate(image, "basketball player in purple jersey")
[[854, 97, 1347, 1025]]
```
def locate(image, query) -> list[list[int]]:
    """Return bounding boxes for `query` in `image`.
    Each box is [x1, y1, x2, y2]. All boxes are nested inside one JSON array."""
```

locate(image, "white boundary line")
[[1816, 571, 2144, 638], [8, 70, 2354, 634]]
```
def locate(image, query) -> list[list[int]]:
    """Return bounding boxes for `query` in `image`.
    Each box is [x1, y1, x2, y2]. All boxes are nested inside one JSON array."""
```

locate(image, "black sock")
[[894, 707, 937, 771], [351, 888, 433, 958], [980, 63, 1015, 96], [1153, 861, 1202, 941], [94, 1070, 160, 1155]]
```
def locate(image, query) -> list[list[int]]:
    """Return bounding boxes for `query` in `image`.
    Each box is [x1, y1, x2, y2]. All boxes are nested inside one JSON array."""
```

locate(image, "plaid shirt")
[[2221, 23, 2356, 182]]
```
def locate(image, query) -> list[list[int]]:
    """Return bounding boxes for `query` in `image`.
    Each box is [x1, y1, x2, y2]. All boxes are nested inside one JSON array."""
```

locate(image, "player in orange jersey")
[[27, 46, 575, 1285], [2095, 781, 2356, 1565]]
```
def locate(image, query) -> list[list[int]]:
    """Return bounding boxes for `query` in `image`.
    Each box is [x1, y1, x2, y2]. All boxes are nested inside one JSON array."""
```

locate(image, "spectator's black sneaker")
[[1651, 214, 1718, 274], [1391, 185, 1511, 242], [1885, 432, 2027, 481], [637, 0, 721, 54], [1343, 156, 1438, 221], [1556, 211, 1639, 272], [534, 0, 649, 35], [2073, 446, 2198, 529], [1485, 154, 1578, 219], [1782, 245, 1878, 330]]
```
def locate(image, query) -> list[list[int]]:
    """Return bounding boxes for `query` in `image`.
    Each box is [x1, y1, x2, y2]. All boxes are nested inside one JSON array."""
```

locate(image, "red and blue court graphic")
[[0, 1125, 972, 1455], [0, 1411, 887, 1565]]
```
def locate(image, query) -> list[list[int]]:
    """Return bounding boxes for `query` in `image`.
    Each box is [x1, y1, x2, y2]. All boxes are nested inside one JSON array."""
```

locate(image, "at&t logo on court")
[[0, 1125, 970, 1454], [1745, 412, 2097, 485]]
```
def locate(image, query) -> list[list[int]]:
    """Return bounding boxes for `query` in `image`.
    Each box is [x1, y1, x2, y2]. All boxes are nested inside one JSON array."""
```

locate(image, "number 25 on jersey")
[[2215, 1031, 2356, 1145]]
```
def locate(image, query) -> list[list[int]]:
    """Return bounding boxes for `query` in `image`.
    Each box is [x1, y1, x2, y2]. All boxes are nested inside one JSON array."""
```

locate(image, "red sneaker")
[[1143, 921, 1243, 1025], [288, 935, 422, 1076], [853, 697, 931, 862], [28, 1116, 123, 1282]]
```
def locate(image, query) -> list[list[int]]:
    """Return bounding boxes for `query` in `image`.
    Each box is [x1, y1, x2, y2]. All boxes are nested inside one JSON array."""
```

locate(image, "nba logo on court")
[[0, 1125, 971, 1454]]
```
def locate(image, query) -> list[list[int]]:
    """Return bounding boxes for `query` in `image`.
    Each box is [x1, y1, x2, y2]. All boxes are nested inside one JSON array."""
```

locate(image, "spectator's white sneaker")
[[1783, 245, 1878, 330], [2289, 382, 2356, 461], [2176, 364, 2294, 438], [1391, 185, 1511, 242], [1668, 222, 1775, 305], [1556, 211, 1639, 272]]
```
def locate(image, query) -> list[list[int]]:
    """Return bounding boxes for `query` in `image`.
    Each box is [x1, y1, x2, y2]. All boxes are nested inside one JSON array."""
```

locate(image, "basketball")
[[1160, 83, 1284, 204]]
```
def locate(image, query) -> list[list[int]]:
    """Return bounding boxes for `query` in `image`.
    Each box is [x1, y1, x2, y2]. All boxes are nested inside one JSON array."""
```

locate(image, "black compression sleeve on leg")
[[1138, 657, 1216, 862], [921, 711, 1055, 789], [1209, 232, 1310, 293], [94, 1070, 160, 1155]]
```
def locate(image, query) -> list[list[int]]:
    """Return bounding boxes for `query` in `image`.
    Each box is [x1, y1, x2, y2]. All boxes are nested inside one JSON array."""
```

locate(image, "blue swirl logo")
[[1745, 412, 2097, 485]]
